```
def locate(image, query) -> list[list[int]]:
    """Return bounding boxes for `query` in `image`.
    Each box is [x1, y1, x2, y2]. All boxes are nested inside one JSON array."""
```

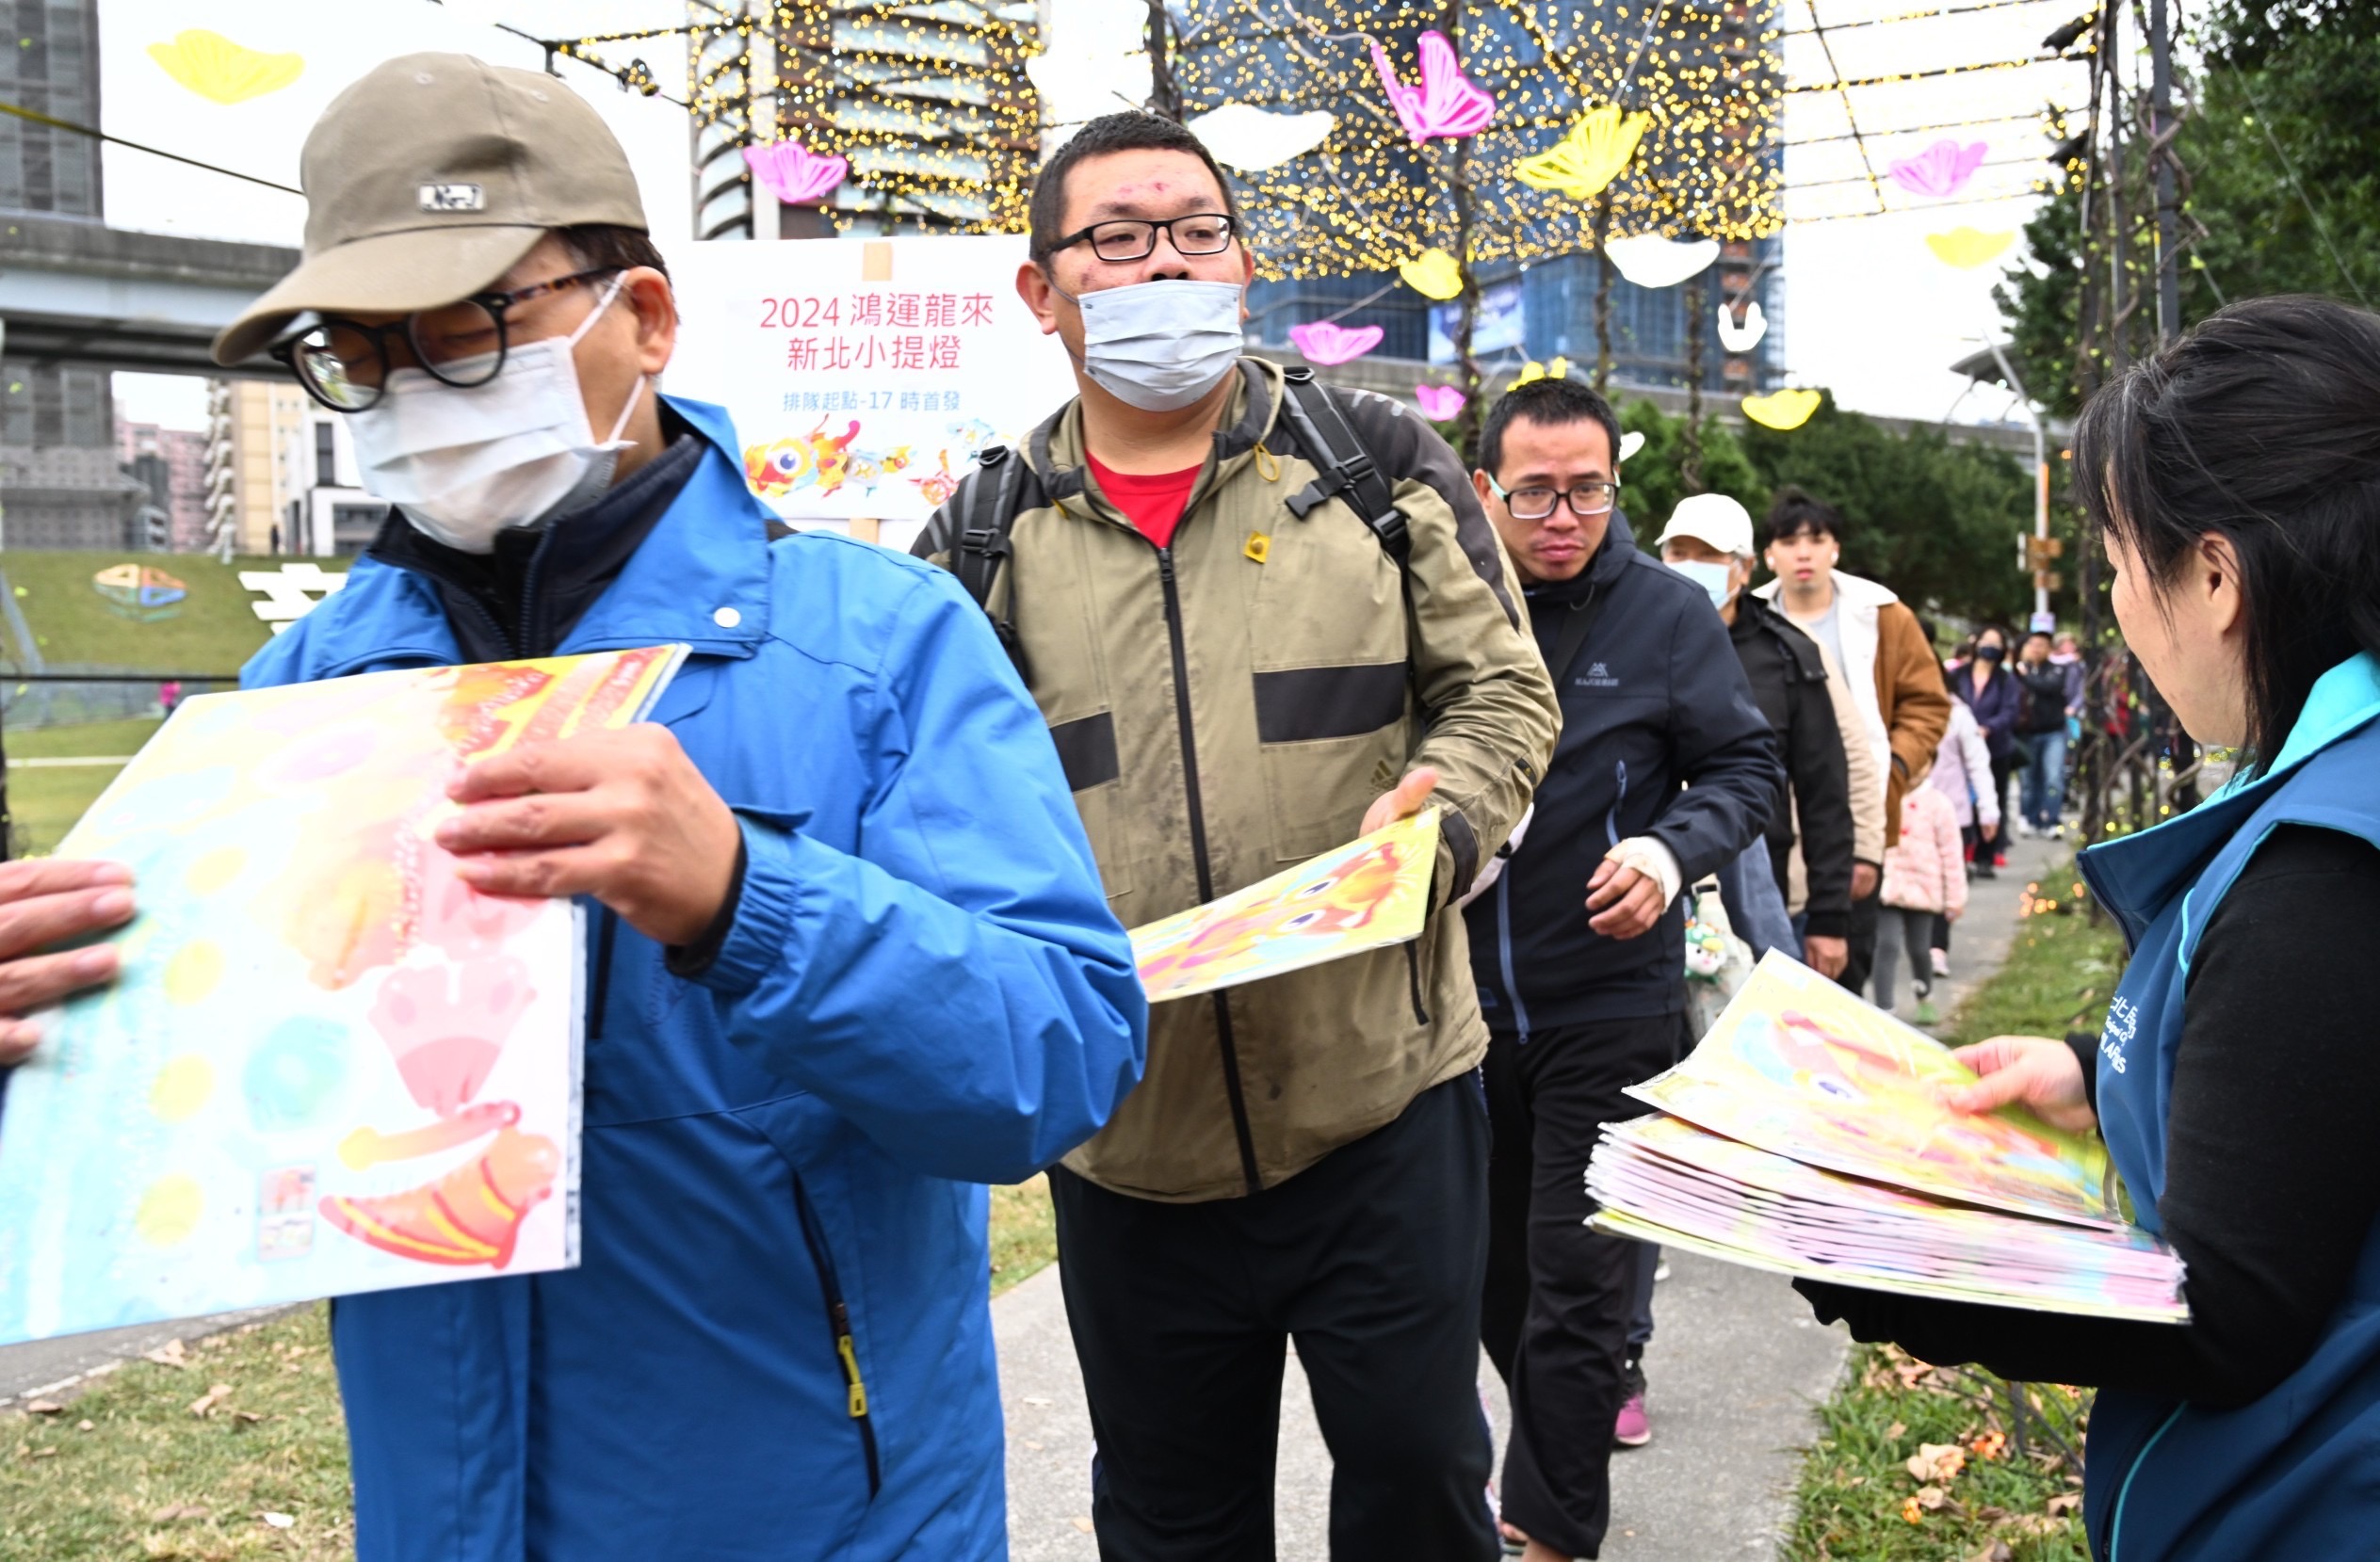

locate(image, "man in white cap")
[[0, 54, 1146, 1561], [1657, 493, 1862, 978]]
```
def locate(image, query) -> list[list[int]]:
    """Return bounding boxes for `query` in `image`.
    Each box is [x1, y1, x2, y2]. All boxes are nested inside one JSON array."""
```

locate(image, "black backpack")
[[948, 366, 1414, 656]]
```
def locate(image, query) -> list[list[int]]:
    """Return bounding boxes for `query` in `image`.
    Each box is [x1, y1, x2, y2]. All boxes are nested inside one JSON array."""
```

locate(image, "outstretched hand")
[[1943, 1034, 2097, 1133], [1361, 766, 1441, 836], [0, 859, 138, 1064]]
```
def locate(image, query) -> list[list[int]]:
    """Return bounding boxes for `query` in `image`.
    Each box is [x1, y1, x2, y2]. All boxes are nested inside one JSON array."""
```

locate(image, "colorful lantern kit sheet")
[[0, 648, 686, 1345], [1594, 952, 2186, 1322], [1130, 809, 1440, 1003]]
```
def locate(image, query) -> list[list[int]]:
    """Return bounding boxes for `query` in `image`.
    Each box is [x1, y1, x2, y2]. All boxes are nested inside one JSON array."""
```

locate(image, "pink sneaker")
[[1614, 1392, 1651, 1448]]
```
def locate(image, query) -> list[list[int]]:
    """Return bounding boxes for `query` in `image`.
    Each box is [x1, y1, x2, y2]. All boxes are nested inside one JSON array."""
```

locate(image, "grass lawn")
[[0, 552, 284, 675], [3, 716, 166, 857], [5, 1182, 1060, 1557], [1786, 871, 2127, 1561]]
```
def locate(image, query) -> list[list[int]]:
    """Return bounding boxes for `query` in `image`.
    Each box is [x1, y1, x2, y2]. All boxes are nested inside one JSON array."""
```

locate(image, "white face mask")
[[1668, 557, 1736, 610], [348, 273, 647, 554], [1059, 278, 1246, 411]]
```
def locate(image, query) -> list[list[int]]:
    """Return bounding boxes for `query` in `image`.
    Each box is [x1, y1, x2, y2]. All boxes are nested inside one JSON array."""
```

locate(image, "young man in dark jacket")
[[1461, 379, 1782, 1562], [1656, 493, 1857, 977]]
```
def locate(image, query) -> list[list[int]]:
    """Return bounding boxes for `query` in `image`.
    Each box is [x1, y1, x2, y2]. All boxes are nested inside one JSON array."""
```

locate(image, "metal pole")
[[1986, 338, 2051, 626], [2145, 0, 2181, 342]]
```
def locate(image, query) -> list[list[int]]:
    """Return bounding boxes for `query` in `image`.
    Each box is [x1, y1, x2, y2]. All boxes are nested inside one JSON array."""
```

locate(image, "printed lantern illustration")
[[1186, 105, 1336, 170], [743, 138, 850, 206], [1414, 383, 1466, 421], [1369, 30, 1495, 143], [147, 29, 304, 105], [1288, 320, 1384, 366], [1603, 235, 1722, 290], [1888, 139, 1988, 199], [1398, 248, 1465, 301], [1717, 301, 1770, 353], [1514, 104, 1653, 201]]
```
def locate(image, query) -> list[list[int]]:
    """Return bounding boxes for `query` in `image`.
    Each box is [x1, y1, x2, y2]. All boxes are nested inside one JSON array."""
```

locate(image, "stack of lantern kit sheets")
[[1590, 953, 2187, 1323]]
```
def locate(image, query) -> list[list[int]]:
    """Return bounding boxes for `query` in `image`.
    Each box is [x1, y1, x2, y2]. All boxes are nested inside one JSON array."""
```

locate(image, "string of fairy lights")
[[517, 0, 2093, 251], [1171, 0, 1788, 279]]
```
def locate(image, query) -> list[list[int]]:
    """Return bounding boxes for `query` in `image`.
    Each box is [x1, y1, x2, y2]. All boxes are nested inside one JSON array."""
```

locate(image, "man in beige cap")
[[0, 53, 1146, 1561]]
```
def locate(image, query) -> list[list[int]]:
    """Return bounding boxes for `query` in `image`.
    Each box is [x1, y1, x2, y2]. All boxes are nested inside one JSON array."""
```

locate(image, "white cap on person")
[[1654, 492, 1756, 558]]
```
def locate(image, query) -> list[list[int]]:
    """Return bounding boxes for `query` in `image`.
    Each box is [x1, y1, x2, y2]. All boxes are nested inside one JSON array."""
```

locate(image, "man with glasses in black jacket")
[[1462, 378, 1781, 1562]]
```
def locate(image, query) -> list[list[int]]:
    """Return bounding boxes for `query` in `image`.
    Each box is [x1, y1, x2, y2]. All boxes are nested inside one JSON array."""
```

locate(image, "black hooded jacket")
[[1727, 593, 1856, 939], [1465, 516, 1783, 1032]]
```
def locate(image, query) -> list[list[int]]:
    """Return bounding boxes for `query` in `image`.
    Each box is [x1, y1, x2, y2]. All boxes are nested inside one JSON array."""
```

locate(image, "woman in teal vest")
[[1796, 295, 2380, 1561]]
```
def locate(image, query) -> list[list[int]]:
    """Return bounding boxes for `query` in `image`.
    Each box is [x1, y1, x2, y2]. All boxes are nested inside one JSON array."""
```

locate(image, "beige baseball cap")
[[212, 53, 647, 365], [1654, 492, 1756, 557]]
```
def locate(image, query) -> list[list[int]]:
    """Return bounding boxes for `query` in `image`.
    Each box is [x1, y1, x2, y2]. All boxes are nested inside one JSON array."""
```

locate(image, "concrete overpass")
[[0, 213, 295, 379]]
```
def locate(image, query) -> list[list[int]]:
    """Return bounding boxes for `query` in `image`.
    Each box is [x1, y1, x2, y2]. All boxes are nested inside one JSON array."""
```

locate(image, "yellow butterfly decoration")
[[1924, 227, 2016, 270], [1514, 105, 1653, 201], [148, 30, 304, 105], [1741, 388, 1822, 431], [1398, 248, 1465, 301], [1508, 357, 1571, 392]]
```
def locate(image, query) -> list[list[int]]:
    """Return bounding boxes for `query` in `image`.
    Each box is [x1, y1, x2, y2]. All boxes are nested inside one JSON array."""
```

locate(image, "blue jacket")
[[2077, 652, 2380, 1562], [242, 396, 1148, 1562], [1465, 515, 1781, 1032]]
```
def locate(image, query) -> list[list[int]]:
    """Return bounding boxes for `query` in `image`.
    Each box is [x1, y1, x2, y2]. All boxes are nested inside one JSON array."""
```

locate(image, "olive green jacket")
[[915, 359, 1559, 1201]]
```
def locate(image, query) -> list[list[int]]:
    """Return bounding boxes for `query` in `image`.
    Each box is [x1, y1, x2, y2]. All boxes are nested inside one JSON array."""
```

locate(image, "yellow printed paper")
[[1130, 808, 1440, 1003], [0, 648, 686, 1345]]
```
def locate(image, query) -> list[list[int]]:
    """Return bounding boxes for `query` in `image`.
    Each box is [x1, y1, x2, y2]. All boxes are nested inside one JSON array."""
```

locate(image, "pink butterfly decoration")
[[743, 138, 849, 205], [1886, 139, 1987, 199], [1415, 383, 1466, 421], [1289, 320, 1384, 366], [1369, 30, 1495, 143]]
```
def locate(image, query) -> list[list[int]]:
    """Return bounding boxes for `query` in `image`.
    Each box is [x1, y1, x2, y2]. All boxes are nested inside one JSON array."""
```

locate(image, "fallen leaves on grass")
[[1907, 1442, 1967, 1483], [143, 1340, 188, 1369], [187, 1383, 235, 1419], [150, 1503, 209, 1522], [23, 1400, 63, 1416]]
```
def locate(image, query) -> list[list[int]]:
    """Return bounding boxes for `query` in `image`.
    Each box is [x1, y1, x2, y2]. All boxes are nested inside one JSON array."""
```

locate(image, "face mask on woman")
[[1055, 278, 1247, 412], [1666, 558, 1734, 609], [348, 272, 646, 553], [1976, 642, 2005, 663]]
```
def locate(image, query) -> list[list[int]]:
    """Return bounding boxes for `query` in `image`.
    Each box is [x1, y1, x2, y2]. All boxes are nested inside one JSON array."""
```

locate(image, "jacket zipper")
[[789, 1170, 882, 1496], [1402, 942, 1430, 1025], [1494, 867, 1532, 1044], [1605, 759, 1628, 849], [1156, 544, 1264, 1196]]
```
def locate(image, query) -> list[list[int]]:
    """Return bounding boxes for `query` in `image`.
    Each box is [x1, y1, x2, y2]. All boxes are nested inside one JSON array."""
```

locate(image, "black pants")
[[1481, 1012, 1688, 1559], [1051, 1074, 1498, 1562], [1839, 882, 1883, 996]]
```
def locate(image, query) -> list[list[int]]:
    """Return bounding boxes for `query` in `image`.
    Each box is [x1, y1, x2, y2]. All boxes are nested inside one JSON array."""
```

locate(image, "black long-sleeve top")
[[1800, 825, 2380, 1409], [1729, 594, 1857, 938]]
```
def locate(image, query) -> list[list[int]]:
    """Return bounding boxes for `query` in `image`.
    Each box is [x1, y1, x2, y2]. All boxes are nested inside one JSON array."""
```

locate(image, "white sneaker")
[[1931, 949, 1951, 978]]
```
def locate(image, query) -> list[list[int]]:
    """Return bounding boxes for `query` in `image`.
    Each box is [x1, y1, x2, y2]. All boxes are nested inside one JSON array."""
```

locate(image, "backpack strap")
[[949, 443, 1031, 668], [1273, 367, 1412, 569]]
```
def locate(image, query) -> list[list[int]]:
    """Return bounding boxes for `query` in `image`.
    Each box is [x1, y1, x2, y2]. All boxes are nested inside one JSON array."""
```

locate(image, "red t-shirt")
[[1087, 454, 1203, 551]]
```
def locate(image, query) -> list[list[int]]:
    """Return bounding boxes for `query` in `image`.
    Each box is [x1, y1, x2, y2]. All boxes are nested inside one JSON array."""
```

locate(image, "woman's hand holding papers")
[[0, 859, 137, 1063], [1943, 1035, 2097, 1134]]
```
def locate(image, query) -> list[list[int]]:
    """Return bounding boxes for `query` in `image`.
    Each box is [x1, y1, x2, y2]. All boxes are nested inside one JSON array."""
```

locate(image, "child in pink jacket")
[[1876, 784, 1967, 1023]]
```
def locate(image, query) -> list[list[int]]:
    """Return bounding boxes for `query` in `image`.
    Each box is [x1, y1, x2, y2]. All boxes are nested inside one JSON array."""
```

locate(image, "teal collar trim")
[[2266, 651, 2380, 778]]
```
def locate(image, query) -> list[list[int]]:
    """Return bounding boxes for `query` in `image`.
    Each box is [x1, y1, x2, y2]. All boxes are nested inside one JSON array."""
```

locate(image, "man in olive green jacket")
[[915, 112, 1558, 1559]]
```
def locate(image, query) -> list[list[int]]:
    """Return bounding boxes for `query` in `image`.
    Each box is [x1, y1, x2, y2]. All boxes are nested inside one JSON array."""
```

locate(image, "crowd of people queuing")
[[0, 55, 2370, 1562]]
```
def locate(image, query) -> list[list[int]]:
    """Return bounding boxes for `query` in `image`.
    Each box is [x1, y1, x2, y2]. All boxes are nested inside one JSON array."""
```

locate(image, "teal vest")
[[2076, 653, 2380, 1561]]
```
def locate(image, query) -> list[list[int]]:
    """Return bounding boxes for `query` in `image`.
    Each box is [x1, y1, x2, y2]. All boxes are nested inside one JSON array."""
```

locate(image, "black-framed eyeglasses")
[[271, 266, 622, 412], [1486, 475, 1621, 522], [1048, 213, 1239, 265]]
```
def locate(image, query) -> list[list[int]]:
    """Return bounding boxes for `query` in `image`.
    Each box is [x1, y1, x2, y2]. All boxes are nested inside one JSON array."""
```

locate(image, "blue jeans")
[[2020, 729, 2068, 828]]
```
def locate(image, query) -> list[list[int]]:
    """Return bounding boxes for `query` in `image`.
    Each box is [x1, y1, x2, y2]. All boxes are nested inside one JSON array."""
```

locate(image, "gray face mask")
[[1058, 278, 1246, 411]]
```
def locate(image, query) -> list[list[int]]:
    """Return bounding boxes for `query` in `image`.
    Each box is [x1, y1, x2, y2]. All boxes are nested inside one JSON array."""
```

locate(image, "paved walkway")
[[998, 828, 2068, 1561]]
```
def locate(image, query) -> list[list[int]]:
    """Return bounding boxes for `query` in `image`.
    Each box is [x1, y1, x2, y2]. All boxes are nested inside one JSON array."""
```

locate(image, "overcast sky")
[[106, 0, 2090, 435]]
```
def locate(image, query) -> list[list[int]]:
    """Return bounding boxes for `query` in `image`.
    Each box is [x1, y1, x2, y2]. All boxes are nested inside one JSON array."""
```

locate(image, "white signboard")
[[662, 236, 1078, 537]]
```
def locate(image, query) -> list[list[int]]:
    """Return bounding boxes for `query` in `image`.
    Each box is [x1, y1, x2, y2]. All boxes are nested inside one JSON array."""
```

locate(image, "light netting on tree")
[[1171, 0, 1785, 281], [688, 0, 1042, 235]]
